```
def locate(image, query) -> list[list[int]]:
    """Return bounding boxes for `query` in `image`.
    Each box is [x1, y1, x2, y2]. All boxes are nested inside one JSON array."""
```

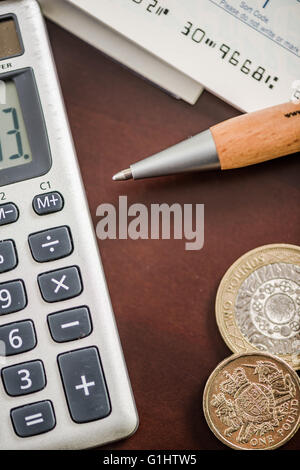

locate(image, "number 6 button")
[[2, 360, 46, 396], [0, 320, 37, 356]]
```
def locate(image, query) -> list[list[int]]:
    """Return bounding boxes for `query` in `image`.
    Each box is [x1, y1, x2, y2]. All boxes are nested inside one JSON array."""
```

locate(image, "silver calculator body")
[[0, 0, 138, 449]]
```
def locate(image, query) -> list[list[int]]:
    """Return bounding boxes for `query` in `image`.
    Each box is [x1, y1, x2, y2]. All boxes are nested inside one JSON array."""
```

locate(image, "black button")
[[11, 400, 56, 438], [0, 240, 18, 273], [48, 307, 92, 343], [38, 266, 83, 303], [0, 203, 19, 226], [0, 280, 27, 315], [28, 226, 73, 263], [58, 347, 111, 423], [0, 320, 36, 356], [2, 360, 46, 396], [33, 192, 64, 215]]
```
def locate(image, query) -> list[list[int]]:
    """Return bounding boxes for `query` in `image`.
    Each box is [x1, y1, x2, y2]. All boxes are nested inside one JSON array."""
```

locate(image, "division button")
[[48, 307, 92, 343], [28, 226, 73, 263], [38, 266, 83, 303], [0, 280, 27, 315], [33, 192, 64, 216], [58, 347, 111, 423], [2, 360, 46, 396], [0, 203, 19, 226], [0, 320, 36, 356], [11, 400, 56, 437], [0, 240, 18, 273]]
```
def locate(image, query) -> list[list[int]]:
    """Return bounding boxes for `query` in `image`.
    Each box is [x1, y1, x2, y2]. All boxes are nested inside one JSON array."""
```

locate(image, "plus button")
[[75, 375, 95, 396]]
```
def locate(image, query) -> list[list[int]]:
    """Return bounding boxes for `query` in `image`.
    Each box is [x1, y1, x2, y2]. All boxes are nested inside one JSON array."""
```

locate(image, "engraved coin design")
[[203, 353, 300, 450], [215, 245, 300, 369]]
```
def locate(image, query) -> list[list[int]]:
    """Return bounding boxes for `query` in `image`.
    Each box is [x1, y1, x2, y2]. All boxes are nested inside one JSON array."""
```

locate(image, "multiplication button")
[[11, 401, 56, 438], [58, 347, 111, 423], [48, 307, 92, 342], [38, 266, 83, 303], [29, 226, 73, 262]]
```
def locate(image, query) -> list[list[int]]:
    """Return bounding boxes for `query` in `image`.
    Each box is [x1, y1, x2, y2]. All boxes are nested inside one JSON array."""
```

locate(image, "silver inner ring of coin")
[[235, 263, 300, 355]]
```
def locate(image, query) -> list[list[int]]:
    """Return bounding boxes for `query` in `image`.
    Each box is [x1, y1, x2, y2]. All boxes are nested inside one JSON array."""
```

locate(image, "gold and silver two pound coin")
[[203, 352, 300, 450], [215, 244, 300, 369]]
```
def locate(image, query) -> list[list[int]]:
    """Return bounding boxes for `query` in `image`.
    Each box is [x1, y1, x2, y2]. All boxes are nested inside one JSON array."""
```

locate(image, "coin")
[[215, 244, 300, 369], [203, 352, 300, 450]]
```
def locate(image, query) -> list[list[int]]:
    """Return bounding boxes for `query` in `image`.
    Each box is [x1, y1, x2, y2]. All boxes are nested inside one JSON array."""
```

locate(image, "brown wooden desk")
[[47, 21, 300, 450]]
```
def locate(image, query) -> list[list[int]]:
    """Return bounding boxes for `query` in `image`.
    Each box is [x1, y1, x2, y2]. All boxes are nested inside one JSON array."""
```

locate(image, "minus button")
[[48, 307, 92, 343]]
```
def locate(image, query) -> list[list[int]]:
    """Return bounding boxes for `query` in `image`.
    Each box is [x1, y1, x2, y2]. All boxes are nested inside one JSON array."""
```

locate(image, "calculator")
[[0, 0, 138, 450]]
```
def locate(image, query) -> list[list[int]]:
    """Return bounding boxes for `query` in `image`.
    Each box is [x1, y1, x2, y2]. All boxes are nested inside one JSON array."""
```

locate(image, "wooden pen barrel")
[[210, 102, 300, 170]]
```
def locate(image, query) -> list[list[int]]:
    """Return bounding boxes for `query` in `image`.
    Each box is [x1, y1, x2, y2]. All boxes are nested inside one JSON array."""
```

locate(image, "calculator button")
[[48, 307, 92, 343], [11, 400, 56, 438], [2, 360, 46, 396], [38, 266, 83, 303], [28, 226, 73, 262], [0, 203, 19, 226], [58, 347, 111, 423], [0, 320, 36, 356], [0, 240, 18, 273], [33, 192, 64, 216], [0, 280, 27, 315]]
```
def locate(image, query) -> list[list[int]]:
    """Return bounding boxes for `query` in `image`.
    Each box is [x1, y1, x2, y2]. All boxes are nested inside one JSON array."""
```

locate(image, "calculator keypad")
[[0, 240, 18, 273], [0, 203, 19, 226], [11, 400, 56, 438], [38, 266, 83, 303], [0, 280, 27, 315], [58, 347, 111, 423], [0, 320, 36, 356], [48, 307, 92, 343], [2, 360, 46, 396], [28, 226, 73, 262], [33, 192, 64, 216], [1, 196, 112, 441]]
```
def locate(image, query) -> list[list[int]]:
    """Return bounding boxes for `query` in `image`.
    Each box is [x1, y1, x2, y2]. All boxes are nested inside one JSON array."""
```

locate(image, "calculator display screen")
[[0, 17, 22, 59], [0, 68, 52, 187], [0, 80, 33, 171]]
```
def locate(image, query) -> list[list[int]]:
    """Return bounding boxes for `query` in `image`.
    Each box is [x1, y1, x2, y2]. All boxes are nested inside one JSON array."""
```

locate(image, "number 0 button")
[[0, 280, 27, 315], [0, 320, 36, 356], [2, 360, 46, 396]]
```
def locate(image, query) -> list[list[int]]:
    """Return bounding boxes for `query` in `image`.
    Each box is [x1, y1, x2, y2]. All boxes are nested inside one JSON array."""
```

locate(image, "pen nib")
[[112, 168, 133, 181]]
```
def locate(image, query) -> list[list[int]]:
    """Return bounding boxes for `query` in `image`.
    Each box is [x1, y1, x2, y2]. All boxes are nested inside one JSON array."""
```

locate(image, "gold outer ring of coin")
[[203, 352, 300, 450], [215, 243, 300, 369]]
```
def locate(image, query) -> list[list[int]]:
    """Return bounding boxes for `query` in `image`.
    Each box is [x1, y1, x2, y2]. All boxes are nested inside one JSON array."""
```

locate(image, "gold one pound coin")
[[203, 352, 300, 450], [215, 244, 300, 369]]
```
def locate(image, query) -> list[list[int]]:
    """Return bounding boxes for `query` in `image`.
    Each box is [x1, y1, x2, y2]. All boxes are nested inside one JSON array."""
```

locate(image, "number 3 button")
[[2, 360, 46, 396], [0, 320, 37, 356]]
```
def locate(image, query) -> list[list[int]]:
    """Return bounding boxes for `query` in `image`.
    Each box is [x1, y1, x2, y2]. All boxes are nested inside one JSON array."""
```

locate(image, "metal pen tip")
[[112, 168, 133, 181]]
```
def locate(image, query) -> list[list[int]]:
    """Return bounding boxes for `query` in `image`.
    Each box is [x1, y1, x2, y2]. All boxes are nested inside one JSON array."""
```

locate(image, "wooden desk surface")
[[47, 21, 300, 450]]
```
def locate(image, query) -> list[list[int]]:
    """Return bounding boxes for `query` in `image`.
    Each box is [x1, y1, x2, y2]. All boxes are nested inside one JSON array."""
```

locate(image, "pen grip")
[[210, 102, 300, 170]]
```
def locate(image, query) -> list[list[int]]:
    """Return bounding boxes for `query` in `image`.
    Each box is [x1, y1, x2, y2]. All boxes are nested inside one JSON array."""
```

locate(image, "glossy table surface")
[[47, 20, 300, 450]]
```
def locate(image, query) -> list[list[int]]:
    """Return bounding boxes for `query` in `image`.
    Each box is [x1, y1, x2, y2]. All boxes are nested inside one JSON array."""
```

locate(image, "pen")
[[112, 101, 300, 181]]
